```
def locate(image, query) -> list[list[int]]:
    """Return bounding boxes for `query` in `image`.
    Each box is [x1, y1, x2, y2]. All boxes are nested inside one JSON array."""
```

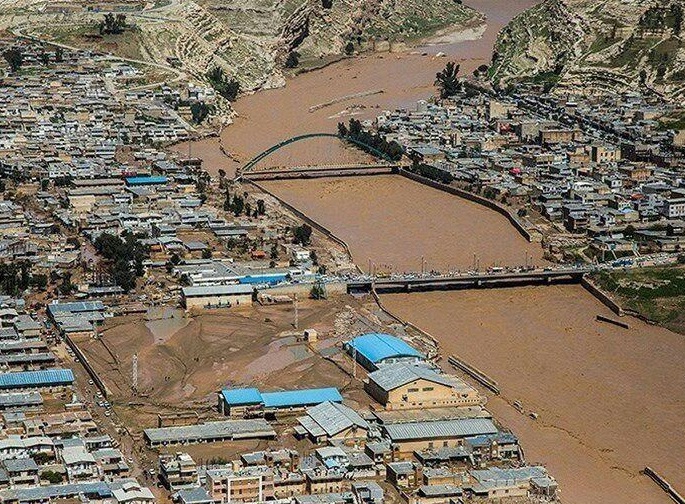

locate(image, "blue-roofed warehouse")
[[125, 176, 168, 186], [219, 387, 342, 417], [0, 368, 75, 391], [345, 333, 424, 371]]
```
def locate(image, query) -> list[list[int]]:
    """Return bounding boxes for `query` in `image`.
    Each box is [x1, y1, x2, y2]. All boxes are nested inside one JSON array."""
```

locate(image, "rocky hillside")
[[490, 0, 685, 101], [7, 0, 478, 92]]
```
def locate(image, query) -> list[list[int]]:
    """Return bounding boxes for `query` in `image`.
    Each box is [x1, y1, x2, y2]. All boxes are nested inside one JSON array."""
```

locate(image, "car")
[[88, 380, 94, 385], [104, 411, 111, 417]]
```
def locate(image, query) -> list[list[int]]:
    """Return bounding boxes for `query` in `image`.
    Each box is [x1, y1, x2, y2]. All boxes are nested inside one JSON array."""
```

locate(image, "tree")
[[59, 272, 75, 296], [55, 46, 63, 62], [673, 3, 683, 34], [344, 41, 355, 55], [41, 470, 63, 484], [100, 13, 127, 35], [3, 48, 23, 73], [39, 51, 50, 66], [205, 67, 240, 101], [639, 69, 647, 85], [310, 283, 326, 299], [285, 51, 300, 68], [201, 248, 212, 259], [322, 0, 333, 8], [435, 61, 461, 99], [293, 224, 313, 246], [256, 199, 266, 215], [190, 102, 211, 124]]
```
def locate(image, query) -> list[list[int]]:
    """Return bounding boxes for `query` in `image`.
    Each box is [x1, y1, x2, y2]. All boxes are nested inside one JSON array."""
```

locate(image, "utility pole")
[[294, 294, 298, 330], [132, 353, 138, 393]]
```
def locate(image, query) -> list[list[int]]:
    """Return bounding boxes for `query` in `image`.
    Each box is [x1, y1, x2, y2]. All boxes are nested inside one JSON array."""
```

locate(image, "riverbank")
[[381, 286, 681, 504], [172, 0, 539, 177], [261, 175, 545, 273]]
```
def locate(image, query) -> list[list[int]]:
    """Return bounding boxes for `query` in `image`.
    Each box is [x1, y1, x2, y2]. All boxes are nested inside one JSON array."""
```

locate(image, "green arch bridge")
[[236, 133, 396, 179]]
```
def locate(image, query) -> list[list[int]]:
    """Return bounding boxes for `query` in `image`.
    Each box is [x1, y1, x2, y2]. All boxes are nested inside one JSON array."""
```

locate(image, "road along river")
[[185, 0, 680, 501]]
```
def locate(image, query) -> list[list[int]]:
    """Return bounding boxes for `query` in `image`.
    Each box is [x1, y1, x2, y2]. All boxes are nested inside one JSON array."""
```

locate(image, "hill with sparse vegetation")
[[490, 0, 685, 101]]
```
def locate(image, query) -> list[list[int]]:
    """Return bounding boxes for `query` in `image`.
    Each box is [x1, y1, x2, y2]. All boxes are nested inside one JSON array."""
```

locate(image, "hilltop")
[[0, 0, 480, 93], [489, 0, 685, 101]]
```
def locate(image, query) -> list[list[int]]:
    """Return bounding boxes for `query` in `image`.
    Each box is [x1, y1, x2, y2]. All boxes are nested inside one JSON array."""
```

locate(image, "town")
[[0, 1, 684, 504]]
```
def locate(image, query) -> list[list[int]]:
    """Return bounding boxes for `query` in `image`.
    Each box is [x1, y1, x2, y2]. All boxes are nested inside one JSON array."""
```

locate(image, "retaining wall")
[[64, 333, 112, 399], [581, 276, 624, 316], [398, 169, 541, 243], [247, 180, 363, 274]]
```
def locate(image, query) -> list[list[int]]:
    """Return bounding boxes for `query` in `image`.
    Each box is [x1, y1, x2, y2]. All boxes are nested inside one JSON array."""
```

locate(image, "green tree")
[[435, 61, 462, 99], [191, 102, 211, 124], [3, 48, 24, 73], [344, 41, 355, 55], [205, 67, 240, 101], [41, 470, 63, 484], [293, 224, 312, 246], [100, 13, 127, 35], [256, 199, 266, 215]]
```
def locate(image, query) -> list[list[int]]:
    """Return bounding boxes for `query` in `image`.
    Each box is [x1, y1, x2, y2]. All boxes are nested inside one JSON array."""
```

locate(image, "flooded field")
[[179, 0, 538, 176], [381, 286, 682, 504], [263, 175, 544, 272]]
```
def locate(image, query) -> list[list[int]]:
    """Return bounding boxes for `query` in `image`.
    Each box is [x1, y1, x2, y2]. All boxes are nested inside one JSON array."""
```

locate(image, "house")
[[160, 452, 198, 490], [3, 458, 39, 486], [365, 364, 482, 410]]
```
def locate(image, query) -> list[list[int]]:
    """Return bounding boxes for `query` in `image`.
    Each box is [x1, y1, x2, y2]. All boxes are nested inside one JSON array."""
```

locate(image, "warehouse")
[[181, 284, 254, 309], [365, 363, 482, 410], [0, 368, 75, 391], [0, 391, 43, 411], [295, 401, 369, 444], [143, 419, 276, 447], [219, 387, 343, 417], [345, 333, 424, 371], [382, 418, 498, 456]]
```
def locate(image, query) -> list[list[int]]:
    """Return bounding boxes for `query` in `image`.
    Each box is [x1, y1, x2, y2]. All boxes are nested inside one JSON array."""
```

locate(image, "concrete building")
[[205, 465, 274, 503], [365, 364, 482, 410], [382, 418, 498, 457], [219, 387, 342, 418], [296, 401, 369, 444], [181, 284, 254, 309], [345, 333, 424, 371]]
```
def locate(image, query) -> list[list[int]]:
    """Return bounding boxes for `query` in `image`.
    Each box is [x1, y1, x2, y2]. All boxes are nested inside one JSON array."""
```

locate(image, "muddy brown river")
[[186, 0, 681, 501]]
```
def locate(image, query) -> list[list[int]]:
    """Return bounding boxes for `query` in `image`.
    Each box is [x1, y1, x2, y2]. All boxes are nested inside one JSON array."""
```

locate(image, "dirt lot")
[[71, 295, 404, 436]]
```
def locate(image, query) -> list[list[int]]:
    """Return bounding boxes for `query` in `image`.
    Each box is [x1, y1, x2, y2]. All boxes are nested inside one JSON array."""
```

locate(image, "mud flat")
[[181, 0, 539, 176], [262, 175, 544, 272], [381, 285, 683, 504]]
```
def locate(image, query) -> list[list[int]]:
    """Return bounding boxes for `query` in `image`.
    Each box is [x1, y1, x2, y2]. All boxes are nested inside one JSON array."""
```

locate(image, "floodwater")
[[176, 0, 539, 176], [262, 175, 544, 273], [382, 286, 682, 504]]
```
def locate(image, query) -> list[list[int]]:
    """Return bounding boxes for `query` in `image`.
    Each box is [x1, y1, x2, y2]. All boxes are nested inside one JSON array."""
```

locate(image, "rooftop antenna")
[[132, 353, 138, 393]]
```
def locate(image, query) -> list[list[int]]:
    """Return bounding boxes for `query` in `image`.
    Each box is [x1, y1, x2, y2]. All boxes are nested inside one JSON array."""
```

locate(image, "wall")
[[398, 169, 541, 243]]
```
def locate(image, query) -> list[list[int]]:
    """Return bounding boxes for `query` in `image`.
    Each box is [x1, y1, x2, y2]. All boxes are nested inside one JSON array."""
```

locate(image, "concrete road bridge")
[[347, 268, 591, 294]]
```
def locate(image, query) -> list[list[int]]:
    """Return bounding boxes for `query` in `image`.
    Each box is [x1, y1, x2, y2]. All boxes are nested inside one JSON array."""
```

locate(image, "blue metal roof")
[[261, 387, 342, 408], [0, 368, 74, 389], [221, 388, 263, 406], [221, 387, 342, 409], [239, 274, 287, 285], [125, 176, 168, 186], [347, 333, 423, 364]]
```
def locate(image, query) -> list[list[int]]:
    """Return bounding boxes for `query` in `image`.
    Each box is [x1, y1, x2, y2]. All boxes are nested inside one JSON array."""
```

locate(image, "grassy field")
[[591, 264, 685, 334]]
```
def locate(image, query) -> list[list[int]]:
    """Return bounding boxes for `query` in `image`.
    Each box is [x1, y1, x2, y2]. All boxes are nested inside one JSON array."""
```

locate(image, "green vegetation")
[[40, 470, 63, 484], [293, 224, 313, 246], [0, 261, 42, 296], [337, 119, 404, 161], [592, 265, 685, 334], [435, 61, 462, 99], [205, 67, 240, 101], [99, 13, 127, 35], [3, 48, 23, 73], [93, 232, 149, 292]]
